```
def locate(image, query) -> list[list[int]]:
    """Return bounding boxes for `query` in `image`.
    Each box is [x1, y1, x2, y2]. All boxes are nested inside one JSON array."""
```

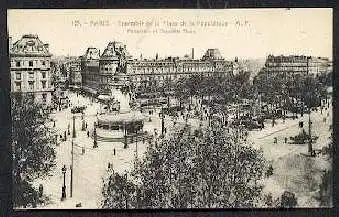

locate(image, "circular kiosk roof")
[[98, 111, 145, 124]]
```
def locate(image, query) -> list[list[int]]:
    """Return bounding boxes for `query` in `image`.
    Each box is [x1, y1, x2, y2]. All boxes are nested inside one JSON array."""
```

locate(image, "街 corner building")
[[9, 34, 53, 105]]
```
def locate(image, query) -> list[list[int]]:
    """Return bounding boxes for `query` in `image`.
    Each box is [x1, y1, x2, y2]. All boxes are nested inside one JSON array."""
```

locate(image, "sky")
[[7, 9, 332, 60]]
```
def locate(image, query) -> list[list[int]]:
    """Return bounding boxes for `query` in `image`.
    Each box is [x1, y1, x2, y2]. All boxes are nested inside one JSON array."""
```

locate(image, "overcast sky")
[[7, 9, 332, 60]]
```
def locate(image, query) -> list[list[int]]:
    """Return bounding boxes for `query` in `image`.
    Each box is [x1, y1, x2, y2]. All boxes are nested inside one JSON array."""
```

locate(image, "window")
[[41, 60, 45, 66], [15, 82, 21, 91], [111, 125, 119, 130], [28, 93, 35, 100], [28, 81, 34, 90], [15, 72, 21, 80], [42, 93, 47, 103], [16, 61, 21, 67], [28, 72, 34, 79], [42, 72, 46, 79], [42, 81, 46, 89], [29, 61, 33, 67]]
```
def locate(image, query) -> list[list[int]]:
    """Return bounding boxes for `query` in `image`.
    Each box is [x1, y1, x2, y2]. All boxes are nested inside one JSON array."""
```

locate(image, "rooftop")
[[98, 111, 145, 123], [10, 34, 51, 57]]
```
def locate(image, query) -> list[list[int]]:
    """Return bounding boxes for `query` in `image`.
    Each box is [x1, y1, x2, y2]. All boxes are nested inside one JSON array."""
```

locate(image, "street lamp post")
[[70, 140, 74, 197], [55, 134, 58, 146], [61, 164, 67, 200], [305, 56, 314, 157], [308, 107, 313, 156], [124, 121, 128, 149], [161, 106, 165, 137], [72, 115, 76, 138], [93, 122, 98, 148], [64, 131, 67, 141], [81, 113, 85, 131], [135, 128, 138, 158]]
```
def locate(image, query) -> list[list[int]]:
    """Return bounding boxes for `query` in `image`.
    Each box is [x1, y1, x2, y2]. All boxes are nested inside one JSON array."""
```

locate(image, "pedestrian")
[[274, 137, 277, 144], [113, 148, 116, 155], [85, 122, 88, 129], [284, 137, 287, 143], [38, 184, 43, 197], [87, 131, 90, 137]]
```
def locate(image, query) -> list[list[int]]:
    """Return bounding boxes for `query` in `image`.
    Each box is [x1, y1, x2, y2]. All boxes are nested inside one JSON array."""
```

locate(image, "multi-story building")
[[264, 55, 332, 76], [98, 41, 132, 93], [65, 58, 82, 87], [80, 47, 100, 95], [9, 34, 53, 105], [80, 42, 239, 95]]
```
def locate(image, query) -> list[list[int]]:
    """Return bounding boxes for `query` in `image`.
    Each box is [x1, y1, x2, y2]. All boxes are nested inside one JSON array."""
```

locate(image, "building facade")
[[80, 47, 100, 95], [9, 34, 53, 105], [65, 58, 82, 87], [80, 42, 239, 95], [264, 55, 332, 76], [98, 41, 131, 92]]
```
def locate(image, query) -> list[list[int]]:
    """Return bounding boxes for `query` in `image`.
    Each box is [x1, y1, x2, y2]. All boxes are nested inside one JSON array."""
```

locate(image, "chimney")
[[9, 36, 13, 51], [44, 43, 49, 52], [191, 48, 194, 60]]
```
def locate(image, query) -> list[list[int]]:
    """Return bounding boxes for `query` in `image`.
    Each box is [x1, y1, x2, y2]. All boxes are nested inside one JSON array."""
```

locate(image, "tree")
[[12, 93, 56, 208], [102, 173, 136, 208], [102, 124, 270, 208], [174, 77, 189, 108], [280, 191, 298, 207]]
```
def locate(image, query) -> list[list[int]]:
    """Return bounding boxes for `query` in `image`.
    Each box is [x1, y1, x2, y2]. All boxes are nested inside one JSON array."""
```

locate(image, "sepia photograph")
[[8, 8, 333, 209]]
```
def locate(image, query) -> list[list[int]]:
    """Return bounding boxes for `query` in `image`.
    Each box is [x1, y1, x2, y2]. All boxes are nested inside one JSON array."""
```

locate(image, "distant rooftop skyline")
[[8, 9, 332, 60]]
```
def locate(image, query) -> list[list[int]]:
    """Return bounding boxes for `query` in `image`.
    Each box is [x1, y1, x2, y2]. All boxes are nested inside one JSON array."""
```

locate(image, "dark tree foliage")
[[11, 93, 56, 208], [280, 191, 298, 207], [102, 124, 269, 208], [171, 71, 253, 108], [253, 70, 327, 109]]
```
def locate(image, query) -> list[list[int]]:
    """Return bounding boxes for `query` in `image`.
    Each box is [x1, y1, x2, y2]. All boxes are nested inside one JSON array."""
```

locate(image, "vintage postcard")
[[8, 9, 333, 209]]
